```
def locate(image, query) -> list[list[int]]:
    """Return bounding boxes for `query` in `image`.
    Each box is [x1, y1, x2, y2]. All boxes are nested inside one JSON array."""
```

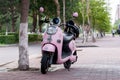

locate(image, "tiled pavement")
[[0, 47, 120, 80], [0, 35, 120, 80]]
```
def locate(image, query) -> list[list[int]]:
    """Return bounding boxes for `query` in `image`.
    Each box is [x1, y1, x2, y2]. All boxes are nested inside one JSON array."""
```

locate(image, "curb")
[[0, 44, 18, 47], [0, 61, 14, 67]]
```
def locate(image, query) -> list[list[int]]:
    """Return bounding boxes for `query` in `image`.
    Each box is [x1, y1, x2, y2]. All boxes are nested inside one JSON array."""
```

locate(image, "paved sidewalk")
[[0, 48, 120, 80], [0, 35, 120, 80]]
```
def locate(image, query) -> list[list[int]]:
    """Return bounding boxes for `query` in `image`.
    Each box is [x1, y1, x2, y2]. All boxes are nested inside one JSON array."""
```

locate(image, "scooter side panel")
[[69, 40, 76, 53]]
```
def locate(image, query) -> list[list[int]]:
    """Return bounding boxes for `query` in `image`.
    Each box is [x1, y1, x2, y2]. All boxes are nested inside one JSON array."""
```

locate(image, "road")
[[0, 43, 41, 65]]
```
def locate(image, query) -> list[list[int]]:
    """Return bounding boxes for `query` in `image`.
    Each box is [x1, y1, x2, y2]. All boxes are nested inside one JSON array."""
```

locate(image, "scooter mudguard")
[[42, 44, 55, 52]]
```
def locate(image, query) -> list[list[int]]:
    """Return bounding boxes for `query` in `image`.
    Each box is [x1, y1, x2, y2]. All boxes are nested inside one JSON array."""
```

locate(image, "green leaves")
[[0, 0, 19, 25], [89, 0, 111, 32], [0, 0, 111, 33]]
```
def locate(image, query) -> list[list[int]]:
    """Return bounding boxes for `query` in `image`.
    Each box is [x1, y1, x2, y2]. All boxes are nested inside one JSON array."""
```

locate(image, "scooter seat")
[[63, 32, 74, 44]]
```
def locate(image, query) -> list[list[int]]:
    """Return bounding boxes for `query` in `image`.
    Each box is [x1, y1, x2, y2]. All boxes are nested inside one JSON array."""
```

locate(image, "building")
[[115, 4, 120, 21]]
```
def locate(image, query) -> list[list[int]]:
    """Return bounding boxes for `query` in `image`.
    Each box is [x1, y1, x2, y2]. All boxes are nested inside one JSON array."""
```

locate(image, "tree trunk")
[[63, 0, 66, 28], [53, 0, 60, 17], [32, 0, 37, 32], [10, 6, 18, 32], [0, 24, 1, 31], [91, 29, 96, 42], [11, 19, 15, 32], [32, 10, 37, 32], [38, 15, 42, 32], [11, 7, 15, 32], [91, 18, 96, 42], [18, 0, 29, 70], [86, 0, 90, 42], [81, 0, 86, 43]]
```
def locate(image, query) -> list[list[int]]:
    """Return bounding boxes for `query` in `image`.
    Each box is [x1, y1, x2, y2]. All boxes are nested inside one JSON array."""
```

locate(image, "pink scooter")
[[41, 17, 79, 74]]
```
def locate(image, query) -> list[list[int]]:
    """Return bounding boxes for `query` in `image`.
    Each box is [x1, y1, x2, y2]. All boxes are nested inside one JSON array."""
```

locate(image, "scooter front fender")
[[42, 44, 55, 52]]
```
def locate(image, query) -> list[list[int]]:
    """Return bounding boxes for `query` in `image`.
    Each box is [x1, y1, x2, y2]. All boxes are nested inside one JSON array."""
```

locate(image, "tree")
[[114, 19, 120, 30], [29, 0, 39, 32], [18, 0, 29, 70], [86, 0, 93, 42], [29, 0, 57, 32], [78, 0, 87, 43], [9, 0, 20, 32], [90, 0, 111, 36], [75, 0, 111, 42], [0, 0, 19, 32], [53, 0, 60, 17], [63, 0, 66, 26]]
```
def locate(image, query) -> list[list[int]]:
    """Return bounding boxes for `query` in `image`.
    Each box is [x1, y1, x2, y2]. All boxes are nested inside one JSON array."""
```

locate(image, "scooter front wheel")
[[41, 54, 50, 74], [63, 60, 71, 70]]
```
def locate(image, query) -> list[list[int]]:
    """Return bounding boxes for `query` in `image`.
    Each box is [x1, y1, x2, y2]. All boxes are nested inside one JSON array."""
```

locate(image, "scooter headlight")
[[47, 26, 57, 35]]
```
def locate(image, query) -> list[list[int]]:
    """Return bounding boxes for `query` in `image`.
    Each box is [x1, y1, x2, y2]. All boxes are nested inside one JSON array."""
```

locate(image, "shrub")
[[0, 35, 16, 44], [0, 33, 43, 44], [28, 34, 42, 42], [8, 32, 19, 41]]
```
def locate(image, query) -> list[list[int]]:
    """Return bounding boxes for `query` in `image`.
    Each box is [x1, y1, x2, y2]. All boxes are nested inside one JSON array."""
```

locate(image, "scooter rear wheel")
[[63, 60, 71, 70], [41, 54, 50, 74]]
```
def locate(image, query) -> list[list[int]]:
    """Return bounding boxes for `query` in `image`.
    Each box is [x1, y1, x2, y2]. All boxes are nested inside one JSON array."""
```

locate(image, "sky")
[[106, 0, 120, 24]]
